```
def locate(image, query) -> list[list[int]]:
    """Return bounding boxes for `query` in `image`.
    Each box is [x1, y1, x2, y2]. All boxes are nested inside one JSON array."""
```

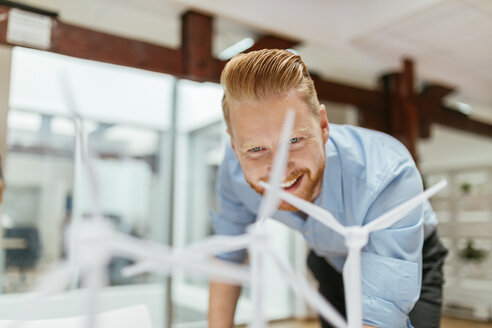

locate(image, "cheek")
[[239, 159, 265, 181], [296, 142, 324, 164], [289, 150, 324, 175]]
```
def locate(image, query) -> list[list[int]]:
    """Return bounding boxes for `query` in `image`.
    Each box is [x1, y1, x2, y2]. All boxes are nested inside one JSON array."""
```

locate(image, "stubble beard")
[[248, 161, 326, 212]]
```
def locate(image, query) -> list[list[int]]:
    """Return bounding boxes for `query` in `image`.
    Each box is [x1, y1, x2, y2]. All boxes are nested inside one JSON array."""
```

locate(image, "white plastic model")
[[9, 77, 446, 328]]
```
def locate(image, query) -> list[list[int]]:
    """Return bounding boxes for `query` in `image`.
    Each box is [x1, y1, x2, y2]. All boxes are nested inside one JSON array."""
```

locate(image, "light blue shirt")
[[211, 124, 437, 328]]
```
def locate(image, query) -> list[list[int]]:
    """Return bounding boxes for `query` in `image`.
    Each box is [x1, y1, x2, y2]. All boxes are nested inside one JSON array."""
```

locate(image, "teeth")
[[281, 175, 300, 188]]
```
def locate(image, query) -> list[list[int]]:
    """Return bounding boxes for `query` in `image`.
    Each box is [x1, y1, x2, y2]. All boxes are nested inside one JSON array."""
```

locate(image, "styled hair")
[[220, 49, 320, 131]]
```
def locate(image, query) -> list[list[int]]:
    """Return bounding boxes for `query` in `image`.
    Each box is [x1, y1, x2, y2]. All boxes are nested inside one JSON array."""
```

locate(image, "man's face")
[[228, 90, 329, 211]]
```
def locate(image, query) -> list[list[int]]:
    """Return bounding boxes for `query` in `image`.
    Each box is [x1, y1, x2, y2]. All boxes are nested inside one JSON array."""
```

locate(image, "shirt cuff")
[[214, 249, 247, 263], [362, 295, 412, 328]]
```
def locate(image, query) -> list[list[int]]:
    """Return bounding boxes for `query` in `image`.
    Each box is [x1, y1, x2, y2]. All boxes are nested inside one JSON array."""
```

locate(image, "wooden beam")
[[313, 76, 385, 109], [417, 83, 492, 141], [0, 5, 183, 76], [402, 59, 419, 162], [420, 84, 455, 102], [312, 74, 390, 134], [181, 11, 215, 81], [357, 105, 389, 133], [434, 107, 492, 139], [246, 34, 299, 53], [0, 0, 57, 17], [0, 6, 7, 43], [2, 4, 492, 145], [417, 84, 455, 139], [380, 58, 419, 162], [52, 21, 183, 76], [210, 33, 301, 82]]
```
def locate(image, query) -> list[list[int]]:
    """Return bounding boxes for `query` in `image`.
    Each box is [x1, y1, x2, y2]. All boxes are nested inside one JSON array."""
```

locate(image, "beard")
[[247, 162, 326, 212]]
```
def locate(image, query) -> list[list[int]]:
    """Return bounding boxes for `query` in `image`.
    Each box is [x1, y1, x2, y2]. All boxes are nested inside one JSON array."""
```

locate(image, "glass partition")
[[0, 47, 174, 328], [0, 47, 302, 328]]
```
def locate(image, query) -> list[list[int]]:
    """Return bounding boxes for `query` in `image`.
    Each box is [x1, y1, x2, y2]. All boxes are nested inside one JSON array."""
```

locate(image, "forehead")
[[228, 92, 317, 146], [229, 90, 312, 121]]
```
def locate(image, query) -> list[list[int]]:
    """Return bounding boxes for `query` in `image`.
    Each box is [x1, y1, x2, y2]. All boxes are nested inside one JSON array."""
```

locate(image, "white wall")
[[324, 102, 359, 126], [9, 47, 173, 131]]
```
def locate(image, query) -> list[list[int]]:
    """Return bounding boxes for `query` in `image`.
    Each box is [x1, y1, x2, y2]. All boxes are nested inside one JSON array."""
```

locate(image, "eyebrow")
[[292, 127, 311, 135], [238, 128, 311, 152]]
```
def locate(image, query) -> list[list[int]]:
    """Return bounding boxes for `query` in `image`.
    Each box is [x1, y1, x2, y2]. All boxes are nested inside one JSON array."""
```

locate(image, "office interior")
[[0, 0, 491, 327]]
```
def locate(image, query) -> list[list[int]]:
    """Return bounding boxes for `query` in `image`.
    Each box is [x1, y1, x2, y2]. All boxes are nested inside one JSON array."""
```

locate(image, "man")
[[209, 49, 447, 328]]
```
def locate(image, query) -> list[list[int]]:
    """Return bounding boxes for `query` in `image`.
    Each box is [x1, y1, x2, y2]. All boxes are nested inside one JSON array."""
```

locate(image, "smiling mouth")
[[280, 174, 303, 190]]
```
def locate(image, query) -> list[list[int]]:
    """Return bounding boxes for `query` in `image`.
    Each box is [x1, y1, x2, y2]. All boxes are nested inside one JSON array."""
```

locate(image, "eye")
[[250, 147, 262, 152], [290, 137, 299, 144]]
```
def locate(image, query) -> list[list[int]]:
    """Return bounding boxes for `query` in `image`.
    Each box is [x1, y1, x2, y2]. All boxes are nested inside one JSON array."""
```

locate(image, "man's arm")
[[208, 280, 377, 328], [209, 145, 255, 327], [208, 281, 242, 328]]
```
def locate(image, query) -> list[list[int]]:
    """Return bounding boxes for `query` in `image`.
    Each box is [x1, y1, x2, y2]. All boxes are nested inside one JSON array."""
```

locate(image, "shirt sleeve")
[[211, 146, 256, 263], [360, 160, 424, 328]]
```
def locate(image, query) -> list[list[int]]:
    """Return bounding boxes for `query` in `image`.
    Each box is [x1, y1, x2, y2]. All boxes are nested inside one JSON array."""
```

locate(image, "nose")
[[265, 149, 294, 178]]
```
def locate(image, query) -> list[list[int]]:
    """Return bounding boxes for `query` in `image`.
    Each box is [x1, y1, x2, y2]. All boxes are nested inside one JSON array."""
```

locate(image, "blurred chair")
[[4, 227, 41, 272]]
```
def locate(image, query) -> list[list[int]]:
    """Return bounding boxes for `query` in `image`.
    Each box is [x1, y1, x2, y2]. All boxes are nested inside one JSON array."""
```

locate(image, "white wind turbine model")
[[123, 109, 348, 328], [9, 72, 445, 328], [84, 95, 445, 328], [7, 74, 251, 328], [37, 75, 344, 328], [248, 110, 341, 328], [261, 175, 447, 328]]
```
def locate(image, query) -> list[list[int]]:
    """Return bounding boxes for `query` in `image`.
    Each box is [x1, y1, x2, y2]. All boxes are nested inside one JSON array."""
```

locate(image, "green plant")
[[460, 182, 472, 194], [459, 239, 488, 262]]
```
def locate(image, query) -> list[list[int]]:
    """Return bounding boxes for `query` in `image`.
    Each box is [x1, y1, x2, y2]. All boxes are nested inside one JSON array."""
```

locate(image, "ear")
[[226, 128, 236, 152], [319, 104, 330, 144]]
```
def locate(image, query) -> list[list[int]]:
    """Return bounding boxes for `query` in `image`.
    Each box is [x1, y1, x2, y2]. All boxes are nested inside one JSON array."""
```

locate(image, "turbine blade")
[[249, 239, 266, 328], [123, 258, 249, 285], [58, 71, 103, 219], [174, 234, 252, 260], [257, 110, 295, 224], [110, 232, 250, 263], [110, 233, 250, 284], [261, 182, 347, 237], [343, 248, 362, 328], [8, 262, 73, 328], [268, 247, 347, 328], [363, 180, 447, 233], [33, 261, 73, 297], [84, 265, 107, 328]]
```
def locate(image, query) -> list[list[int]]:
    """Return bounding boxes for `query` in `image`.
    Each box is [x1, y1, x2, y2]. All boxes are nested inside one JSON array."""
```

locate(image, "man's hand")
[[363, 325, 378, 328]]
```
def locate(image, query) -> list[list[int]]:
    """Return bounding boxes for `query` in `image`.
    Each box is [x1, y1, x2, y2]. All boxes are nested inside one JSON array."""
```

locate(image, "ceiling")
[[12, 0, 492, 117]]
